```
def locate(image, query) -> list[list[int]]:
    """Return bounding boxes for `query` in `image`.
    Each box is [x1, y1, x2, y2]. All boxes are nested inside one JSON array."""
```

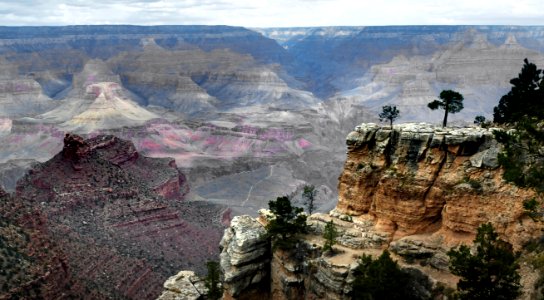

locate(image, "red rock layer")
[[4, 134, 223, 299]]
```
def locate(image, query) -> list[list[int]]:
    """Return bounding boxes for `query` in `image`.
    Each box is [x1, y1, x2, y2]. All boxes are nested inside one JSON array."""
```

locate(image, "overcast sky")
[[0, 0, 543, 27]]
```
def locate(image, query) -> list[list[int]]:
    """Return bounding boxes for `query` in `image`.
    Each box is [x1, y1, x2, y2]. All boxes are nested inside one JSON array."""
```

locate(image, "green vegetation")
[[302, 185, 317, 215], [205, 261, 222, 300], [266, 196, 307, 250], [322, 220, 338, 253], [492, 59, 544, 211], [491, 59, 544, 298], [494, 59, 544, 124], [379, 105, 400, 129], [351, 250, 418, 300], [428, 90, 464, 127], [447, 223, 521, 300]]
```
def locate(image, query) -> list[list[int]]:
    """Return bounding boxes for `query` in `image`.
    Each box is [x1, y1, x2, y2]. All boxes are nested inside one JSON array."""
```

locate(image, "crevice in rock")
[[421, 136, 448, 205], [384, 129, 399, 167]]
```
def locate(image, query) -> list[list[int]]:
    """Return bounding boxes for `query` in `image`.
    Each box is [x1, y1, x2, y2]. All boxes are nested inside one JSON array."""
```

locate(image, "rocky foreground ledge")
[[159, 123, 542, 299]]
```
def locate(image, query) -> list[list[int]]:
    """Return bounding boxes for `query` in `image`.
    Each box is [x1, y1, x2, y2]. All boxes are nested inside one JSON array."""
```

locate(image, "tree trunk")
[[443, 101, 449, 127], [390, 119, 393, 129]]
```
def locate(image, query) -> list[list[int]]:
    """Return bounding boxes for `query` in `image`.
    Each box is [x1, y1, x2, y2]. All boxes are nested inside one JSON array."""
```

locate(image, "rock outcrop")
[[220, 215, 270, 298], [336, 123, 539, 248], [162, 123, 541, 300], [2, 134, 225, 299], [156, 270, 208, 300], [210, 212, 438, 300]]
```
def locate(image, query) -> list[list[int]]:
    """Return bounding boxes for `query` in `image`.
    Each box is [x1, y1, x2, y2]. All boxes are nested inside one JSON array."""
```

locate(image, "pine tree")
[[493, 59, 544, 124], [351, 250, 416, 300], [322, 220, 338, 253], [379, 105, 400, 129], [266, 196, 307, 250], [447, 223, 521, 300], [302, 185, 317, 215], [205, 261, 222, 300], [428, 90, 464, 127]]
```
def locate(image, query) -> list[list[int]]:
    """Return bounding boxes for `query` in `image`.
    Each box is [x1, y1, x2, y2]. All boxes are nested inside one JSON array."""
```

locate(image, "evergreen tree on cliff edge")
[[428, 90, 464, 127]]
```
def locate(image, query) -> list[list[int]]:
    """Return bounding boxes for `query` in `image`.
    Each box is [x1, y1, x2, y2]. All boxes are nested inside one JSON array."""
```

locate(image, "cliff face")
[[336, 123, 538, 248]]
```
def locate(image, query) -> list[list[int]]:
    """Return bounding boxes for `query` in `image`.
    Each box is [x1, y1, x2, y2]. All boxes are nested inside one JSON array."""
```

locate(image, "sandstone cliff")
[[336, 123, 539, 248]]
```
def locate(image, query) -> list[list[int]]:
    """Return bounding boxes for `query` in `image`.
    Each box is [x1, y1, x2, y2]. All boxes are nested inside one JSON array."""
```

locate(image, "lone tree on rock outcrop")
[[428, 90, 464, 127], [447, 223, 521, 300], [266, 196, 307, 250], [379, 105, 400, 129]]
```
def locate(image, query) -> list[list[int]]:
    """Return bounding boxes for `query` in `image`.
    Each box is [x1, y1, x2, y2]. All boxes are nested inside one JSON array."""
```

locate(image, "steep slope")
[[0, 57, 56, 117], [336, 123, 538, 247], [0, 186, 86, 299], [36, 82, 158, 132], [6, 134, 225, 299]]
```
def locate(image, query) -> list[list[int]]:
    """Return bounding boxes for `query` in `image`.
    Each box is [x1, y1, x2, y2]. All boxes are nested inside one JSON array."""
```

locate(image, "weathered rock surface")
[[337, 123, 539, 248], [210, 213, 437, 300], [2, 134, 225, 299], [156, 270, 207, 300], [219, 215, 269, 298]]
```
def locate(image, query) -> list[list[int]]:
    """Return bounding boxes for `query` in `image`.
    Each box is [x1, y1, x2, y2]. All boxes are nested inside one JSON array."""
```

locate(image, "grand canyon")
[[1, 24, 544, 299]]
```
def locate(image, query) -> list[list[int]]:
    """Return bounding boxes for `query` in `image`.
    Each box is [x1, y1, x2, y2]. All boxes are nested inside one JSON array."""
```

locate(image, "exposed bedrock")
[[336, 123, 539, 248], [4, 134, 225, 299]]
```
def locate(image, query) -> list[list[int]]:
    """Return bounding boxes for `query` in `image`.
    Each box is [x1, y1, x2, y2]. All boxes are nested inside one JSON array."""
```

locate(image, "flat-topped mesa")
[[336, 123, 539, 248]]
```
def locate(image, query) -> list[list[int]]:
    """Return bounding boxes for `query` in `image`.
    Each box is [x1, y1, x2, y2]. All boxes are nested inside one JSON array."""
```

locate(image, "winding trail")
[[241, 165, 275, 206]]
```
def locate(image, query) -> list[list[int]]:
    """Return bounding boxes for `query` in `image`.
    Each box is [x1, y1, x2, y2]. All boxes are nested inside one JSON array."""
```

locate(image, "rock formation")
[[35, 81, 158, 132], [336, 123, 539, 248], [1, 134, 226, 299], [162, 123, 541, 300], [220, 215, 270, 298], [0, 57, 56, 117], [156, 270, 208, 300]]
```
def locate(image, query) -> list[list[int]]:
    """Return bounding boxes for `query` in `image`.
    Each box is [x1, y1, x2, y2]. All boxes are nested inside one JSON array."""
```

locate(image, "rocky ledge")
[[337, 123, 538, 248]]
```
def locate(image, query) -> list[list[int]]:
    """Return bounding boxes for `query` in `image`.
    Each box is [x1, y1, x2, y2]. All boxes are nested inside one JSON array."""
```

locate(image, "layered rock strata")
[[220, 215, 270, 299], [2, 134, 224, 299], [163, 123, 541, 300], [337, 123, 538, 248]]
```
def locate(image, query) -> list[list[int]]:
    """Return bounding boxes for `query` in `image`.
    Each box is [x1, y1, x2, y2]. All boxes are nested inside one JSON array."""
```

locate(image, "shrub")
[[447, 223, 521, 300], [266, 196, 307, 250], [351, 250, 418, 300]]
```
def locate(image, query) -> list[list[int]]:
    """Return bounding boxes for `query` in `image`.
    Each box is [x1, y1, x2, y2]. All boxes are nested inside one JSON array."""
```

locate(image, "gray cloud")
[[0, 0, 542, 26]]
